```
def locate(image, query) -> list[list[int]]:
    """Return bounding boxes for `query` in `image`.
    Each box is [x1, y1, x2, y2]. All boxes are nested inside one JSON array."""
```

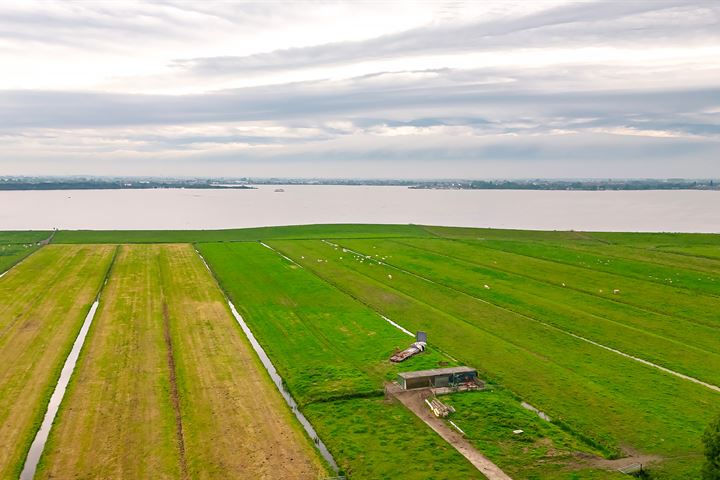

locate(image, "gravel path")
[[386, 383, 512, 480]]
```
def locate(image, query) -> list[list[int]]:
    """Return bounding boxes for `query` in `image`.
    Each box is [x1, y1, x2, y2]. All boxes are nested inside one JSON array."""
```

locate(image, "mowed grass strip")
[[157, 244, 327, 478], [269, 240, 720, 478], [39, 244, 327, 479], [0, 244, 114, 478], [198, 242, 483, 479], [36, 245, 182, 479], [342, 238, 720, 386]]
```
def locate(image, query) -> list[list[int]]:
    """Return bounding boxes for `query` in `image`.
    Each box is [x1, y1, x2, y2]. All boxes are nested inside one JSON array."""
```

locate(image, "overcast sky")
[[1, 0, 719, 179]]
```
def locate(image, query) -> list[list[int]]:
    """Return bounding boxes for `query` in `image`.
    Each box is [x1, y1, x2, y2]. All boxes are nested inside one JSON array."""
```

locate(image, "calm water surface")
[[1, 186, 718, 232]]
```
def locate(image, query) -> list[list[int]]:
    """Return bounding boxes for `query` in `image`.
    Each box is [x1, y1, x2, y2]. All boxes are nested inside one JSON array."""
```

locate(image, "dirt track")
[[386, 383, 513, 480]]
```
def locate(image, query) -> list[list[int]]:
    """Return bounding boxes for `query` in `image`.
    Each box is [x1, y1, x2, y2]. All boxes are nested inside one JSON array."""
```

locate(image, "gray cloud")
[[175, 0, 719, 76], [0, 72, 717, 131]]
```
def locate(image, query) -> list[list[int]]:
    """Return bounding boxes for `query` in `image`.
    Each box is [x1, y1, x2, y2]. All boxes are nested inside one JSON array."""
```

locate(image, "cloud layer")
[[0, 0, 718, 178]]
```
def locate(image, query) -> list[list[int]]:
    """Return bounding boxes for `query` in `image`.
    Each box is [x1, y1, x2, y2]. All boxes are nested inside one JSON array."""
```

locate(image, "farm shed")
[[397, 366, 477, 390]]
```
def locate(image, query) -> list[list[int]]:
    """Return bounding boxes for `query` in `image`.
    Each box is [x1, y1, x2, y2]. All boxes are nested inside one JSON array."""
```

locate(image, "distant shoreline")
[[1, 178, 718, 191], [0, 183, 255, 191]]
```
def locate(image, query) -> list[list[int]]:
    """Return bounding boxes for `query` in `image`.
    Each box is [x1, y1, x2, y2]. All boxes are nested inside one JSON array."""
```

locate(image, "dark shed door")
[[433, 376, 449, 387]]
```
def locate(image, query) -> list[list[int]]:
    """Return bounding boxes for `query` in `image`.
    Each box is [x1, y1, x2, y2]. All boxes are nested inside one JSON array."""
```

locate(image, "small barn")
[[397, 366, 477, 390]]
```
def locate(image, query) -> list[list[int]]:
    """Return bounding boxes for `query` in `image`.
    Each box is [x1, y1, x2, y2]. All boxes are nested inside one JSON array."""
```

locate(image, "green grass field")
[[656, 244, 720, 260], [0, 231, 52, 273], [52, 223, 431, 244], [304, 397, 484, 479], [198, 242, 453, 404], [336, 237, 720, 385], [0, 231, 51, 245], [265, 235, 720, 478], [198, 241, 484, 478], [2, 224, 718, 479], [0, 243, 40, 273]]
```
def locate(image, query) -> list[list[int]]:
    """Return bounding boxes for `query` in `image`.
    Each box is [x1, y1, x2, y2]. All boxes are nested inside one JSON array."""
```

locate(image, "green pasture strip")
[[420, 226, 603, 244], [0, 243, 42, 273], [269, 240, 720, 472], [0, 231, 51, 244], [656, 244, 720, 260], [304, 397, 483, 480], [342, 238, 720, 385], [467, 238, 720, 297], [399, 237, 720, 330], [423, 225, 720, 249], [0, 245, 114, 478], [158, 245, 327, 478], [426, 225, 720, 271], [197, 242, 448, 405], [584, 231, 720, 247], [52, 224, 431, 244], [269, 241, 631, 449], [37, 245, 181, 479], [441, 389, 623, 480], [420, 225, 720, 273], [562, 242, 720, 276], [402, 237, 720, 337]]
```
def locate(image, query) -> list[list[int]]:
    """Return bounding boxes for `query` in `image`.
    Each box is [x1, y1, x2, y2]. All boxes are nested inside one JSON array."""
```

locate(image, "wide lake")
[[1, 186, 718, 232]]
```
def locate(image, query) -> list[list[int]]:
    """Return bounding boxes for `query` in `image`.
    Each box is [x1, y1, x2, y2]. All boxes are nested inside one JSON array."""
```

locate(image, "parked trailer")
[[390, 331, 427, 363]]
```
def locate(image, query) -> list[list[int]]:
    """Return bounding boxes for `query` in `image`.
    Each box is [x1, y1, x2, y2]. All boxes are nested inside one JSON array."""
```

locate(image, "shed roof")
[[397, 366, 476, 380]]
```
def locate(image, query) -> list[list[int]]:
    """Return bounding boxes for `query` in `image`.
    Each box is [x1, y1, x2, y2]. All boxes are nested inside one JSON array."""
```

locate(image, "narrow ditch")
[[260, 241, 302, 266], [162, 301, 189, 479], [19, 247, 118, 480], [226, 301, 339, 472], [521, 401, 552, 421], [193, 247, 339, 472], [379, 314, 414, 337], [19, 301, 100, 480]]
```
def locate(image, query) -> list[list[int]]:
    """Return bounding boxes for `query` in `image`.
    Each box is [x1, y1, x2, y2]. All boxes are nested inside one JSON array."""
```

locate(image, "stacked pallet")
[[424, 397, 455, 418]]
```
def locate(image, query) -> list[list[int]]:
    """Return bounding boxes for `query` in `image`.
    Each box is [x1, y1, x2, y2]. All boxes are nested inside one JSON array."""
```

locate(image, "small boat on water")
[[274, 188, 285, 192]]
